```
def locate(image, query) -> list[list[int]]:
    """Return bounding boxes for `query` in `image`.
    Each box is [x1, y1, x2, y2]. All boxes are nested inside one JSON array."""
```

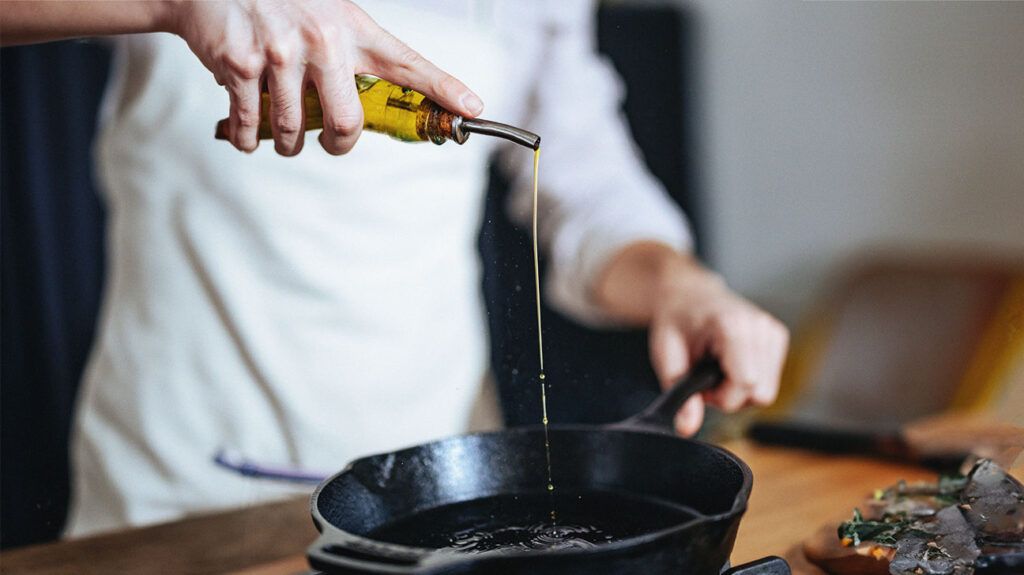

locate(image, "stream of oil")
[[531, 148, 555, 522]]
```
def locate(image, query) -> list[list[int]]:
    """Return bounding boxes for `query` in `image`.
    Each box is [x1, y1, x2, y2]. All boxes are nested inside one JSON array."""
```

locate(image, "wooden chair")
[[749, 251, 1024, 465]]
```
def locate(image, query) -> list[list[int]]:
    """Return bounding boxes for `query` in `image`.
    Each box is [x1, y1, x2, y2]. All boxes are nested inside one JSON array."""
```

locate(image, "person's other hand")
[[169, 0, 483, 155], [594, 242, 790, 436]]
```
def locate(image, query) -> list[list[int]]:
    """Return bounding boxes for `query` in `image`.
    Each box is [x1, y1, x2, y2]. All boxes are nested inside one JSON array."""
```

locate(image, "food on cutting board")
[[803, 459, 1023, 575]]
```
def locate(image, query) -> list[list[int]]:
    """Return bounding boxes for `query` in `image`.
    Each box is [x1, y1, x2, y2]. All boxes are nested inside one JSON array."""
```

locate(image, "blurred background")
[[690, 0, 1024, 323], [3, 0, 1022, 550]]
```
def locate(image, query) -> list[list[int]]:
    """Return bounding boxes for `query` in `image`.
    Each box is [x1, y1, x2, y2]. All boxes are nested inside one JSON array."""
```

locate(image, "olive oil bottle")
[[214, 75, 539, 150]]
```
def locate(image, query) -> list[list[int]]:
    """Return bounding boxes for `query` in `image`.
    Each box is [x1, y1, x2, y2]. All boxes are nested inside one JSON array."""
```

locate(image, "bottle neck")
[[419, 103, 463, 145]]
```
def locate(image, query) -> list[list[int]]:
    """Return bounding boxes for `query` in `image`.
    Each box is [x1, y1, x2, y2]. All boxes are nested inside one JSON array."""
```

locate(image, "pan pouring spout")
[[349, 452, 401, 492], [373, 453, 398, 489]]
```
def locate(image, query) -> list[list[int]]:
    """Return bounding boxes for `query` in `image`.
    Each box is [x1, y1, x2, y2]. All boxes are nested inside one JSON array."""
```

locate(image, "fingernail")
[[460, 92, 484, 116]]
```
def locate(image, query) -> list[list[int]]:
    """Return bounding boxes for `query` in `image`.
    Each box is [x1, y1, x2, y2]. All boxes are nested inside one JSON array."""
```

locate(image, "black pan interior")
[[315, 426, 749, 552]]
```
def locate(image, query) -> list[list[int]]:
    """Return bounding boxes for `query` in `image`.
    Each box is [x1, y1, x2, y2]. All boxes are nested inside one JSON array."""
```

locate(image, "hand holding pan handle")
[[611, 355, 725, 434]]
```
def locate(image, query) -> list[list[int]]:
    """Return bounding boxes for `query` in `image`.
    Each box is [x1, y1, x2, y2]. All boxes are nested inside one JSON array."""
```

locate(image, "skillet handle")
[[307, 531, 428, 574], [722, 556, 791, 575], [615, 356, 724, 433]]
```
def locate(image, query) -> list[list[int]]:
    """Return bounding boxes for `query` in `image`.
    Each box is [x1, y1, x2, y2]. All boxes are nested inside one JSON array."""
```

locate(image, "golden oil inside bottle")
[[355, 75, 431, 142], [252, 75, 454, 143]]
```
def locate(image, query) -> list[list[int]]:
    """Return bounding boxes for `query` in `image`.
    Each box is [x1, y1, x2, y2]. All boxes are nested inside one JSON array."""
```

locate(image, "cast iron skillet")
[[308, 358, 790, 575]]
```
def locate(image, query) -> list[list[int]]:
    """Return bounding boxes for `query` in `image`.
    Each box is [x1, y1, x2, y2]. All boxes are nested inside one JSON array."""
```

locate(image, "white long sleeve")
[[498, 0, 694, 326]]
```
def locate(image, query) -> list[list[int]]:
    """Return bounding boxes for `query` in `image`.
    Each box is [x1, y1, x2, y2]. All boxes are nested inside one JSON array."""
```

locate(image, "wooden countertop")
[[0, 441, 934, 574]]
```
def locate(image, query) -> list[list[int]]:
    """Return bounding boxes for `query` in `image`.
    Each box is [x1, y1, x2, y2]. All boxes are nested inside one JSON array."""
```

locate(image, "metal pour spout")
[[451, 117, 541, 150]]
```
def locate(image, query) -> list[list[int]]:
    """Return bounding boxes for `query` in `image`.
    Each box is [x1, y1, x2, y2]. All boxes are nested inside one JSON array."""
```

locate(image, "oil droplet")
[[539, 372, 546, 380], [542, 417, 548, 425], [547, 483, 554, 492]]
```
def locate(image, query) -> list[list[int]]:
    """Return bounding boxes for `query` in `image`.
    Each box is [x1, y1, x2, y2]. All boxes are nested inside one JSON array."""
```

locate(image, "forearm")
[[0, 1, 175, 47], [593, 241, 724, 326]]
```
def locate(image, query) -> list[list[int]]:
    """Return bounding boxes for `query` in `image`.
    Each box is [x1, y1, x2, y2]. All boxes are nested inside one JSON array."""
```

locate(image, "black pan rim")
[[309, 424, 753, 568]]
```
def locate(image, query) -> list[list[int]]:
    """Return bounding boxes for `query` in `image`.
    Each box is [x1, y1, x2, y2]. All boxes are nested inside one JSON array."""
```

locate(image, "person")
[[2, 0, 789, 537]]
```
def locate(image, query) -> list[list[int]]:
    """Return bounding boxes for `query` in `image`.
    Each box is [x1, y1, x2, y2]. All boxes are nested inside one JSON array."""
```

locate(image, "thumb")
[[649, 319, 691, 391], [674, 394, 706, 437], [362, 27, 484, 118]]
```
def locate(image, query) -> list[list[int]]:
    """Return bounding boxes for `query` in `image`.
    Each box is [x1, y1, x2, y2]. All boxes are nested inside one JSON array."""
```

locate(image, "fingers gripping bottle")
[[215, 75, 539, 150]]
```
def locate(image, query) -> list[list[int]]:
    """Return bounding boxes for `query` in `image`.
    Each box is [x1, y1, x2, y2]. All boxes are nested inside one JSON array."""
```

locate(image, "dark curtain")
[[0, 3, 702, 549], [1, 41, 111, 548]]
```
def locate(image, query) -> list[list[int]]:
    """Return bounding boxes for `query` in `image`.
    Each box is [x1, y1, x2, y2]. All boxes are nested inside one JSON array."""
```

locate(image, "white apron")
[[68, 1, 510, 536]]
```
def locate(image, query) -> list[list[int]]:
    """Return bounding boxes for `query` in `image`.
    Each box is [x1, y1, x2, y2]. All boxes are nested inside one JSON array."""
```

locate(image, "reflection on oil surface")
[[368, 490, 700, 554]]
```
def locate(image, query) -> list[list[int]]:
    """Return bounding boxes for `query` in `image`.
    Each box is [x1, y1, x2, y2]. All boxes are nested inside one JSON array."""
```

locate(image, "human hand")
[[594, 242, 790, 436], [168, 0, 483, 155]]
